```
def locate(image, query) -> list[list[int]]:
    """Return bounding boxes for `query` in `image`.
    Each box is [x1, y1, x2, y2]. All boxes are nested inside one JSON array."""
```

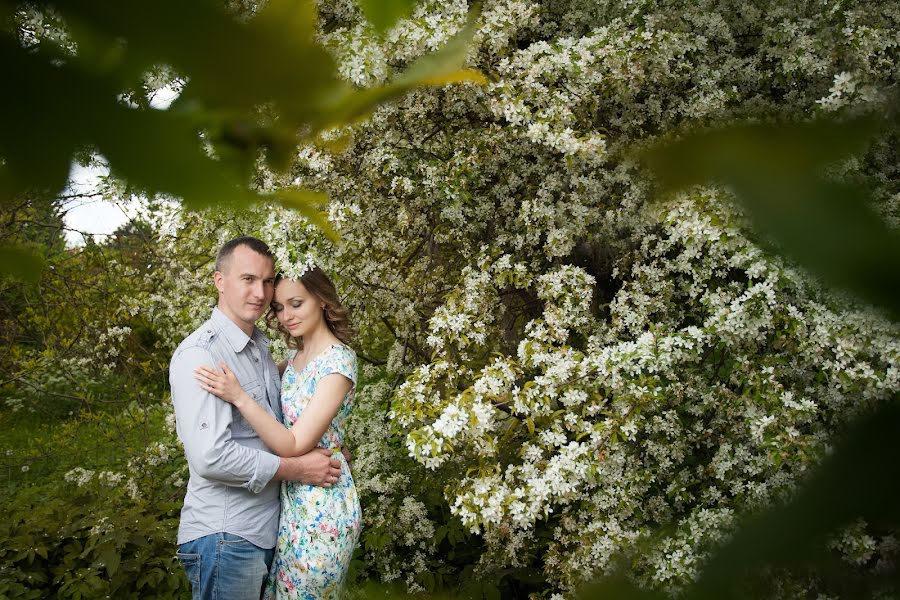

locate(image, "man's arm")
[[274, 449, 343, 487], [170, 346, 280, 493]]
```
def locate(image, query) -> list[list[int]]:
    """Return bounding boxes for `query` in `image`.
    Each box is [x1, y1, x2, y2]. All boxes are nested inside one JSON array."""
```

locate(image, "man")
[[170, 236, 343, 600]]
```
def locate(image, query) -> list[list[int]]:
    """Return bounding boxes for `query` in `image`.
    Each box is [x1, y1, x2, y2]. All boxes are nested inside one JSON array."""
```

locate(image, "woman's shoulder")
[[321, 343, 356, 380], [327, 343, 356, 366], [329, 342, 355, 357]]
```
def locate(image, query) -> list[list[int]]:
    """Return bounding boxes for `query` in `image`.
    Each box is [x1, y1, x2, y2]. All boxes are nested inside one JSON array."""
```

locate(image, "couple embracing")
[[170, 236, 360, 600]]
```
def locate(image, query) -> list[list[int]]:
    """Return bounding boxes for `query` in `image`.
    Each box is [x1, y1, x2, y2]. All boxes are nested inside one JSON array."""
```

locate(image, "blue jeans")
[[177, 533, 274, 600]]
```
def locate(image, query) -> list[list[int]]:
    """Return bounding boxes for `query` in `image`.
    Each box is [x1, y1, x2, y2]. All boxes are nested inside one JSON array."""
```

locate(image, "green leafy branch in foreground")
[[0, 0, 483, 280], [643, 109, 900, 321], [579, 398, 900, 599], [571, 106, 900, 598]]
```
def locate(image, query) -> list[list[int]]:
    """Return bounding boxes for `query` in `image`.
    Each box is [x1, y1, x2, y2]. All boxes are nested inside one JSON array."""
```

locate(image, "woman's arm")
[[283, 374, 351, 455], [194, 363, 351, 457]]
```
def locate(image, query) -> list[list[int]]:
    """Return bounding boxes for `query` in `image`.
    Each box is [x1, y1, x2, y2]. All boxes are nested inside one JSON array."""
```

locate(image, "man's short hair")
[[215, 236, 275, 272]]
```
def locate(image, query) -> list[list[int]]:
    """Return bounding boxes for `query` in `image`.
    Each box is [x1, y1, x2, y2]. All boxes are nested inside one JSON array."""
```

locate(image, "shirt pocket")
[[231, 381, 262, 437]]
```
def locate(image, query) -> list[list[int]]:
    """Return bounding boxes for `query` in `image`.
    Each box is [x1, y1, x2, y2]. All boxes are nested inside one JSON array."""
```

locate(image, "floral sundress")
[[262, 344, 361, 600]]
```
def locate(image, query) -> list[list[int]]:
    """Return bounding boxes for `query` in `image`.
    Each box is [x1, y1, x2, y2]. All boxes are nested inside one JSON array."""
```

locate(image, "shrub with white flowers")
[[146, 0, 900, 596]]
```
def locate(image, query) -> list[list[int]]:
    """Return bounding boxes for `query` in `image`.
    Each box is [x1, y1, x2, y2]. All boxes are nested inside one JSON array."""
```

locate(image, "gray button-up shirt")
[[170, 307, 283, 548]]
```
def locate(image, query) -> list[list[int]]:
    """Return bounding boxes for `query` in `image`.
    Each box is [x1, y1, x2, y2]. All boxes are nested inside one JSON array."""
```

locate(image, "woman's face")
[[271, 279, 324, 340]]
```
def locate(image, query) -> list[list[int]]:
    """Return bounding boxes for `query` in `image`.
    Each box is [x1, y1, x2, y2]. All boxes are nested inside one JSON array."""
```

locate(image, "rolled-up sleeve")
[[170, 346, 280, 493]]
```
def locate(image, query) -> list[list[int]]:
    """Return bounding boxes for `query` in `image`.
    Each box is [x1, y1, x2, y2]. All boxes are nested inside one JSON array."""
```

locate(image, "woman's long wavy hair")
[[266, 267, 354, 351]]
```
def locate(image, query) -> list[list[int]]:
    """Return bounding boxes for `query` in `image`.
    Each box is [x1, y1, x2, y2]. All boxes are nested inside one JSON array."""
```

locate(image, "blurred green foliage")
[[0, 246, 45, 284], [644, 109, 900, 321], [0, 0, 482, 276], [357, 0, 419, 34]]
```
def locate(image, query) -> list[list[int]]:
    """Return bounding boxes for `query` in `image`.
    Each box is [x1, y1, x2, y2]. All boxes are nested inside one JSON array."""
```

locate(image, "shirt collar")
[[211, 307, 269, 353]]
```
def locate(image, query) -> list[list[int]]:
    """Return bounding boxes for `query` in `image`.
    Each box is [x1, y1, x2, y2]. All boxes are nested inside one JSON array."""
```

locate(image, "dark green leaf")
[[0, 0, 483, 225], [269, 189, 337, 242], [642, 114, 900, 318], [358, 0, 420, 34], [692, 398, 900, 599], [320, 15, 486, 128], [0, 245, 46, 283], [578, 575, 669, 600], [101, 548, 120, 577], [643, 117, 881, 192], [482, 581, 501, 600]]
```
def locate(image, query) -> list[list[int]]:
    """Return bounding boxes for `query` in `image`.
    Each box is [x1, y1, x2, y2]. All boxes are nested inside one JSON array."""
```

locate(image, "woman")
[[194, 267, 361, 599]]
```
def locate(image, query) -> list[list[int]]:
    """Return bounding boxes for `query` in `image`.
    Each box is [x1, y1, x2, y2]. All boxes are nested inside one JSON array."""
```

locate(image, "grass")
[[0, 401, 172, 502], [0, 408, 61, 496]]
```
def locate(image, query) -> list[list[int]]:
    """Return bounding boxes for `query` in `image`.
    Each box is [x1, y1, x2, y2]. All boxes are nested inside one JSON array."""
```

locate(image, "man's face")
[[214, 245, 276, 332]]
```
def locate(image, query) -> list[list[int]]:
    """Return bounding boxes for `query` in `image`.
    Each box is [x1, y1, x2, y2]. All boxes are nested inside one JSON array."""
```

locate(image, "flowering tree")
[[6, 0, 899, 598], [138, 0, 900, 596]]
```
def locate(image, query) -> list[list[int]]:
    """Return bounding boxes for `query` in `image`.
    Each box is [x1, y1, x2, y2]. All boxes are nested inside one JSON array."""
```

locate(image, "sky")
[[62, 86, 180, 246], [62, 162, 130, 246]]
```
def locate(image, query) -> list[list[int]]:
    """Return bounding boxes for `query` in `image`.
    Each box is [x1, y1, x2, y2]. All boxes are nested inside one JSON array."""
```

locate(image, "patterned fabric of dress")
[[262, 344, 361, 600]]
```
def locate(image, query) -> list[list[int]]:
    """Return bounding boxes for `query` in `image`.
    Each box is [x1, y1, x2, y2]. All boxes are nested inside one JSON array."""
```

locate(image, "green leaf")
[[358, 0, 420, 34], [692, 397, 900, 598], [391, 13, 485, 89], [97, 106, 269, 210], [269, 189, 338, 242], [642, 113, 900, 319], [1, 0, 483, 236], [434, 524, 448, 546], [101, 548, 120, 577], [482, 581, 501, 600], [53, 0, 334, 120], [0, 35, 269, 211], [578, 575, 669, 600], [644, 116, 881, 192], [320, 14, 486, 128], [0, 245, 46, 283], [417, 568, 436, 592]]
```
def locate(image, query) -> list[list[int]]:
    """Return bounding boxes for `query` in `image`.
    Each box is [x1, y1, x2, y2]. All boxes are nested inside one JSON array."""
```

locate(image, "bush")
[[0, 404, 189, 599]]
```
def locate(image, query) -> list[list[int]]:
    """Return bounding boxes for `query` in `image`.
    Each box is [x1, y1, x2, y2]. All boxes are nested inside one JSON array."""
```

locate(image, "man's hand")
[[274, 448, 341, 487], [341, 445, 353, 470]]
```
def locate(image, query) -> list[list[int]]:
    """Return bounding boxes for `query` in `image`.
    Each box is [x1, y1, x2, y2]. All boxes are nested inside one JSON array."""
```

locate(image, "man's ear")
[[213, 270, 225, 295]]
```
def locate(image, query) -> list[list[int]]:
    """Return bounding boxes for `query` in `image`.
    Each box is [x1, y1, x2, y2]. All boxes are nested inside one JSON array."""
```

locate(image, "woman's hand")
[[194, 362, 248, 407]]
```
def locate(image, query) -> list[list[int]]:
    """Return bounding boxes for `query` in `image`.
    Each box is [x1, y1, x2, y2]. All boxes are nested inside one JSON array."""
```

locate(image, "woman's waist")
[[282, 469, 358, 498]]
